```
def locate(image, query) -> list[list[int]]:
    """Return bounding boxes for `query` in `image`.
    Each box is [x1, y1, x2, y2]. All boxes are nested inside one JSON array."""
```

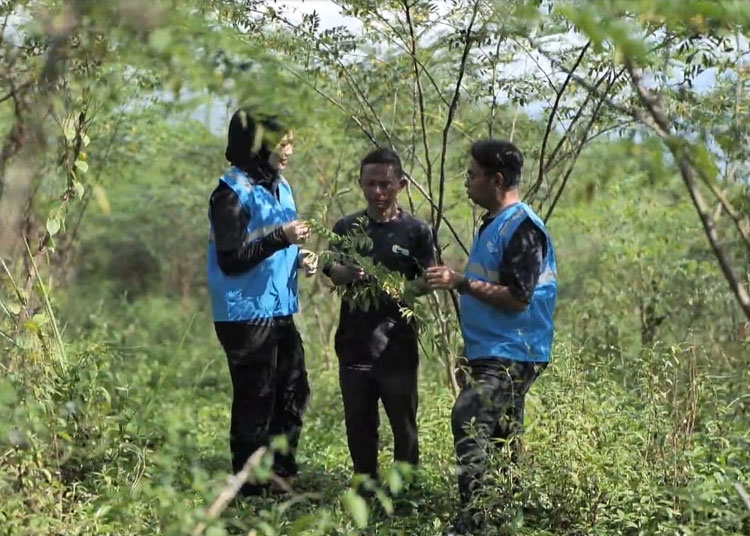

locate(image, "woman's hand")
[[298, 249, 318, 278], [282, 220, 311, 244]]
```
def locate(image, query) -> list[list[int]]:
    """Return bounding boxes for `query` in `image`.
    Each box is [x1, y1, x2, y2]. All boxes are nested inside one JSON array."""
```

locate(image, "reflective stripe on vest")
[[538, 266, 557, 285], [465, 262, 500, 282]]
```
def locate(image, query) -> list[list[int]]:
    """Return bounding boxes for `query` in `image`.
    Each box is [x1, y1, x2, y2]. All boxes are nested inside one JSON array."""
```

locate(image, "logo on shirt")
[[392, 244, 411, 256]]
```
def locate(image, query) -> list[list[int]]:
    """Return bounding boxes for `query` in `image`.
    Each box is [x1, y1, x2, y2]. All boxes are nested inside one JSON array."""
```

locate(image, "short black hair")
[[470, 139, 524, 188], [359, 147, 403, 180]]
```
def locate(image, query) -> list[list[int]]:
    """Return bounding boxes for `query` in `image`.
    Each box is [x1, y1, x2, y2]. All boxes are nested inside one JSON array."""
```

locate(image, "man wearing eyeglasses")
[[425, 139, 558, 535]]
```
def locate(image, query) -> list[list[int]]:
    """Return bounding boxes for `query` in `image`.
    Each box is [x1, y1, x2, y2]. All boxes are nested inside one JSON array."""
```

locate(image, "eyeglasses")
[[466, 168, 504, 183]]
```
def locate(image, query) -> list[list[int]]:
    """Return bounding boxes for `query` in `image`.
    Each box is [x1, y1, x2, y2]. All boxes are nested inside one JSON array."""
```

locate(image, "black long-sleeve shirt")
[[329, 209, 436, 364], [209, 181, 290, 275]]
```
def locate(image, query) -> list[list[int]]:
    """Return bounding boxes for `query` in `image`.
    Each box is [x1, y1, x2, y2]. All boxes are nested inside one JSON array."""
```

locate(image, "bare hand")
[[424, 266, 463, 290], [298, 249, 318, 278], [329, 262, 366, 285], [282, 220, 311, 244]]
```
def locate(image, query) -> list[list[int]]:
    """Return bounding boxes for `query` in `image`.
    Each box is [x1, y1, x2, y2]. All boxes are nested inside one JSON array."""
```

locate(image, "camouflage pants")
[[451, 357, 545, 508]]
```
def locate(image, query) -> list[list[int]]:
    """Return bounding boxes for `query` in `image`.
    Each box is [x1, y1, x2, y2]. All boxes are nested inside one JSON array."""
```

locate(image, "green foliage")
[[2, 293, 748, 534], [552, 139, 744, 368], [1, 0, 750, 535], [307, 214, 420, 319]]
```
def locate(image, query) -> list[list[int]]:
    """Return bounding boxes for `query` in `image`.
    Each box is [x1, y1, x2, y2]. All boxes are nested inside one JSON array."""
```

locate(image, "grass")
[[1, 293, 749, 535]]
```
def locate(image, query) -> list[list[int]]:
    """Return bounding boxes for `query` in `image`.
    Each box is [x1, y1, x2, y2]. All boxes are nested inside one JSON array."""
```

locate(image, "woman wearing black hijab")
[[207, 109, 312, 495]]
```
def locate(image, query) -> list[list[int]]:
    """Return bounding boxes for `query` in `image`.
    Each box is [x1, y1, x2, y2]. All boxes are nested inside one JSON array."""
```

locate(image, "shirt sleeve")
[[331, 218, 348, 243], [497, 218, 547, 304], [414, 223, 437, 271], [210, 182, 290, 276], [322, 217, 348, 276]]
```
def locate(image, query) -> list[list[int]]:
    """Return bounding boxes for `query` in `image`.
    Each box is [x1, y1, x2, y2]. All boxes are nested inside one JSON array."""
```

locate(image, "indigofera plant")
[[306, 216, 422, 324]]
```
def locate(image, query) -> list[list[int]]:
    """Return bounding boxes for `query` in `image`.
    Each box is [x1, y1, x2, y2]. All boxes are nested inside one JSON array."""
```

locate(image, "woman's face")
[[268, 131, 294, 170]]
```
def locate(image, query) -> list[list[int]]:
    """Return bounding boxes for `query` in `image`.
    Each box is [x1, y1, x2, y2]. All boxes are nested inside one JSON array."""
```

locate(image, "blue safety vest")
[[460, 202, 557, 362], [207, 167, 299, 321]]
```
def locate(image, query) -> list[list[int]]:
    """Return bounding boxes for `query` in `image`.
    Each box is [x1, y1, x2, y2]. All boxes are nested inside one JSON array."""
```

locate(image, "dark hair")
[[225, 109, 284, 183], [470, 139, 524, 188], [359, 147, 403, 180]]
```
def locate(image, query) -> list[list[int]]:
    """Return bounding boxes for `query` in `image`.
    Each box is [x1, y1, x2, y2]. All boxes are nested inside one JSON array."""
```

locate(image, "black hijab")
[[224, 109, 283, 188]]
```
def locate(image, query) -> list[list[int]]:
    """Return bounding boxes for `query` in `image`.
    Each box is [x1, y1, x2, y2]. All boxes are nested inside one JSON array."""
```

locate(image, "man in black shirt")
[[324, 148, 436, 489]]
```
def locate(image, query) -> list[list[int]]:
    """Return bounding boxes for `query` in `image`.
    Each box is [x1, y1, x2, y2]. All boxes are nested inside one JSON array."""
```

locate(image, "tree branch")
[[435, 0, 480, 239], [258, 9, 397, 147], [0, 89, 15, 105], [0, 9, 12, 49], [283, 66, 378, 145], [487, 37, 503, 137], [624, 57, 750, 322], [544, 70, 617, 221], [531, 41, 590, 200], [544, 68, 624, 174], [510, 36, 561, 94], [404, 172, 469, 256], [193, 447, 268, 536], [531, 41, 662, 134], [700, 177, 750, 253], [543, 119, 633, 178], [403, 0, 435, 223], [735, 482, 750, 512], [351, 2, 452, 109]]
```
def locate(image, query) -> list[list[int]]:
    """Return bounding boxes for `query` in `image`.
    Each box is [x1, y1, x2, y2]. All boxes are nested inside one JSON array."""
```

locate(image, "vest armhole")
[[219, 175, 255, 222], [512, 215, 549, 260]]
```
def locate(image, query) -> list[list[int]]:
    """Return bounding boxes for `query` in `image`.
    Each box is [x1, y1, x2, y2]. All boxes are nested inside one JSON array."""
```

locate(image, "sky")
[[265, 0, 724, 102], [2, 1, 736, 135], [278, 0, 364, 31]]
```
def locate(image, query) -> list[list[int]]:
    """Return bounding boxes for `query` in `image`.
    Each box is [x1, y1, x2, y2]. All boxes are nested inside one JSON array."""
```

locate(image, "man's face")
[[360, 163, 404, 211], [464, 157, 498, 208], [269, 132, 294, 170]]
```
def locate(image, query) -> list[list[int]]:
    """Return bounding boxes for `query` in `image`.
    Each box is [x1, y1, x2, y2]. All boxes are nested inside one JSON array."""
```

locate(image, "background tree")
[[1, 1, 749, 534]]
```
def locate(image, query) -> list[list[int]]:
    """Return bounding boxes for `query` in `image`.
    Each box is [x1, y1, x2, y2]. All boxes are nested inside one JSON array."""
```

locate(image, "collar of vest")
[[228, 167, 284, 192]]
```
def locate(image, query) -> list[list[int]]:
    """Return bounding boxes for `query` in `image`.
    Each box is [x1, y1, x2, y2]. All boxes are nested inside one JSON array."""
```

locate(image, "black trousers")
[[337, 357, 419, 480], [451, 357, 545, 507], [214, 317, 310, 486]]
